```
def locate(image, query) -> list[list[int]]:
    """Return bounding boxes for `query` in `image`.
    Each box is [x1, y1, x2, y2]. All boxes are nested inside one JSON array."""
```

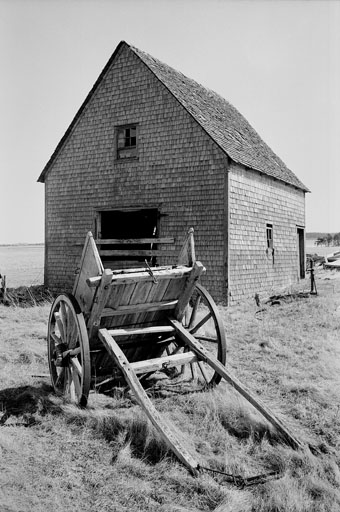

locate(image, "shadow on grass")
[[0, 382, 60, 425], [0, 382, 171, 466]]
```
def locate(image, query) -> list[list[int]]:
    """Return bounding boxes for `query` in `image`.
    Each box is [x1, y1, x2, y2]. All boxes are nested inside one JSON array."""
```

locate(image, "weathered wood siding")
[[228, 162, 305, 302], [44, 44, 227, 299]]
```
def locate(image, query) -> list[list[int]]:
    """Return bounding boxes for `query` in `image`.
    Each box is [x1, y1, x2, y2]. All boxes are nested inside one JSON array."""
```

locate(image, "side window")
[[266, 223, 273, 249], [116, 125, 137, 159]]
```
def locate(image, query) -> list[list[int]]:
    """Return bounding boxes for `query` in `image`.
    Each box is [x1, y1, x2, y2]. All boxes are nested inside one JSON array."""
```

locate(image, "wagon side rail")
[[73, 232, 104, 315]]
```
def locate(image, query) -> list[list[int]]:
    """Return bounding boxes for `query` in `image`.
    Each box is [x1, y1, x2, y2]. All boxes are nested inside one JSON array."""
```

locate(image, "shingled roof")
[[39, 41, 308, 191]]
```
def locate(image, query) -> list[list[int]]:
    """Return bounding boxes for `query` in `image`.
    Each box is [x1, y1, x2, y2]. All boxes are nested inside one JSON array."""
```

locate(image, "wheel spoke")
[[72, 368, 82, 399], [197, 361, 209, 384], [59, 302, 68, 339], [55, 312, 66, 342], [189, 362, 198, 380], [67, 310, 78, 348], [190, 312, 212, 335], [195, 335, 218, 343], [55, 367, 65, 387], [70, 357, 83, 378], [68, 368, 76, 402], [188, 295, 201, 329], [51, 332, 62, 346]]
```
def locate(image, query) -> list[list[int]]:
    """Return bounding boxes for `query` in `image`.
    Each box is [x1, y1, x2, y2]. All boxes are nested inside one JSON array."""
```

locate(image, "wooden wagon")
[[47, 229, 303, 477]]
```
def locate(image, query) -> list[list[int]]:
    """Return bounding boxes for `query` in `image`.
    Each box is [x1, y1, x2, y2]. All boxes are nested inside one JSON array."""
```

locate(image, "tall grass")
[[0, 270, 340, 511]]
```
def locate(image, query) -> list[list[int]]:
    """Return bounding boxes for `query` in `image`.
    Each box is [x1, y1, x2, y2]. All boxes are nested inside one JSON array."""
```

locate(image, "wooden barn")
[[38, 40, 309, 304]]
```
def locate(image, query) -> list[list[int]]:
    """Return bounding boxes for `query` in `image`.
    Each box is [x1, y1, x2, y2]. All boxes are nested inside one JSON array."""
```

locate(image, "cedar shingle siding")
[[39, 41, 308, 303]]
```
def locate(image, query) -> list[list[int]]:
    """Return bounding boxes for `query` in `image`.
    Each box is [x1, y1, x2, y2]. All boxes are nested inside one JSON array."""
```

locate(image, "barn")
[[38, 40, 309, 304]]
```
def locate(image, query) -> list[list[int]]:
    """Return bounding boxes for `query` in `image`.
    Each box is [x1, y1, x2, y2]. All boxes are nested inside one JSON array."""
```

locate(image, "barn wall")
[[228, 162, 305, 303], [44, 44, 228, 300]]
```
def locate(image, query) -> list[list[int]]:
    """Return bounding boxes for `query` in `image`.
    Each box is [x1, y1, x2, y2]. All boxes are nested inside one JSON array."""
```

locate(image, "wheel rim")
[[166, 283, 227, 388], [47, 294, 91, 406]]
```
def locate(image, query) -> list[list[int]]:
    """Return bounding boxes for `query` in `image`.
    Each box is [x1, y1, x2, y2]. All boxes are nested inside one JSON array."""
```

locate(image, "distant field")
[[306, 241, 339, 258], [0, 241, 338, 289], [0, 245, 44, 288]]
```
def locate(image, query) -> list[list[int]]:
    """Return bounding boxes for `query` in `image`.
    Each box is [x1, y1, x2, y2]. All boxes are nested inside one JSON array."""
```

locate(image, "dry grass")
[[0, 270, 340, 511]]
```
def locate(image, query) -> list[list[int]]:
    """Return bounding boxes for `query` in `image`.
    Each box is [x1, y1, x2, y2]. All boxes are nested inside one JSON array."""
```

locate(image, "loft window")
[[116, 125, 137, 159], [266, 223, 273, 249]]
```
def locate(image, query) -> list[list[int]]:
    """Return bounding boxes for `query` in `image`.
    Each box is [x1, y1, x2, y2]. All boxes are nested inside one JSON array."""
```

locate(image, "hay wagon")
[[47, 229, 302, 477]]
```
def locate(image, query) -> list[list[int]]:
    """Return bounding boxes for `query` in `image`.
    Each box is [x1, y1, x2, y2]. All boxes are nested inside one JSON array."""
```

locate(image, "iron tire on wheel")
[[47, 293, 91, 407]]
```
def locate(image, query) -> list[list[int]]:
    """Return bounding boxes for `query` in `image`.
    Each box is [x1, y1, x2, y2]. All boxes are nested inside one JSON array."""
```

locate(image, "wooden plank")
[[134, 276, 174, 336], [169, 319, 304, 450], [177, 228, 196, 266], [111, 266, 171, 275], [130, 351, 198, 374], [108, 280, 137, 330], [95, 238, 175, 245], [99, 249, 174, 257], [98, 328, 199, 475], [107, 326, 175, 337], [101, 300, 178, 316], [87, 269, 113, 341], [87, 267, 192, 288], [73, 232, 103, 314], [174, 262, 205, 321]]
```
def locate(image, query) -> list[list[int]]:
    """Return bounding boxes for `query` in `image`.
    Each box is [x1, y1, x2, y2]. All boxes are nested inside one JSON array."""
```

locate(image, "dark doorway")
[[97, 208, 159, 265], [297, 227, 305, 279]]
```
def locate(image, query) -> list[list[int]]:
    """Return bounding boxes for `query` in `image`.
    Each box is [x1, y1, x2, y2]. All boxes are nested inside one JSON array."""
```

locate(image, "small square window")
[[116, 125, 138, 159], [266, 223, 273, 249]]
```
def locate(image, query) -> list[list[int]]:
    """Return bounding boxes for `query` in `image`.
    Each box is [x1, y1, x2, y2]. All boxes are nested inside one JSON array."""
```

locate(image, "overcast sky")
[[1, 0, 339, 243]]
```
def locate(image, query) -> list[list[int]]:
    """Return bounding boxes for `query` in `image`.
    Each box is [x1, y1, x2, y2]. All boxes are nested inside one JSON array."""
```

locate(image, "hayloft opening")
[[96, 208, 159, 266]]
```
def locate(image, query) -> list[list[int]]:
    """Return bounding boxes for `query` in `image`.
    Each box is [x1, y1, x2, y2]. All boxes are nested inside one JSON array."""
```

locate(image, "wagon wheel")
[[47, 294, 91, 407], [166, 283, 227, 388]]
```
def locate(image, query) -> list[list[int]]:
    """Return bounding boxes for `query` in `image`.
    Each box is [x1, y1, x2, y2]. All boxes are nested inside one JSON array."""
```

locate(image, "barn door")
[[297, 227, 305, 279]]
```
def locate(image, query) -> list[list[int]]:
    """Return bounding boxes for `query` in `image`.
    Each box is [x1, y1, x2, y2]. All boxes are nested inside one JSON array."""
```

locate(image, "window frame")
[[115, 123, 139, 160], [266, 223, 273, 250]]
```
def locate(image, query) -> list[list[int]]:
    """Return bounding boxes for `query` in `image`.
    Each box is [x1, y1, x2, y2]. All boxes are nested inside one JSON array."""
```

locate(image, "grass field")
[[0, 268, 340, 511], [0, 245, 44, 288]]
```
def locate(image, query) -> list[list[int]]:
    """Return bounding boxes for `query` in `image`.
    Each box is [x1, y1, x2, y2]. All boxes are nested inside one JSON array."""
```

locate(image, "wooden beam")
[[177, 227, 196, 266], [130, 351, 198, 375], [99, 249, 174, 257], [87, 267, 192, 288], [101, 300, 178, 317], [107, 326, 175, 337], [98, 328, 199, 475], [95, 237, 175, 245], [174, 262, 205, 321], [169, 318, 304, 450], [87, 269, 113, 340]]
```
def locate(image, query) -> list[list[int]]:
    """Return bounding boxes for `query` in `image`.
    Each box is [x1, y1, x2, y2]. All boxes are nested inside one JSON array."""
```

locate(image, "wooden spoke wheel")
[[47, 294, 91, 406], [166, 283, 227, 388]]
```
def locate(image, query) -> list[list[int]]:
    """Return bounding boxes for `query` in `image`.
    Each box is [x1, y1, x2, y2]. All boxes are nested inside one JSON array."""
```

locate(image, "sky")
[[1, 0, 339, 244]]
